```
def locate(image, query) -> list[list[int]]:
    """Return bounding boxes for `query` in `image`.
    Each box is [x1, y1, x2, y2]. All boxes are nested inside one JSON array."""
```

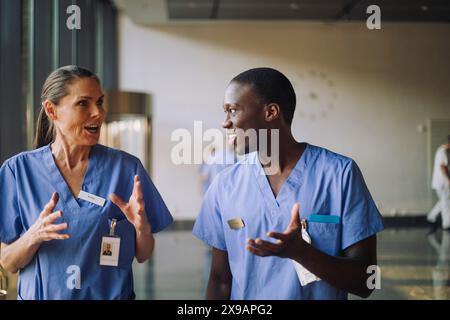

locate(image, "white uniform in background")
[[427, 145, 450, 229], [427, 231, 450, 299]]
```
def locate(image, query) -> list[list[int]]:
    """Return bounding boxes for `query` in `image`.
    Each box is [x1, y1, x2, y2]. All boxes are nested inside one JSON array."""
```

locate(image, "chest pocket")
[[307, 222, 342, 257]]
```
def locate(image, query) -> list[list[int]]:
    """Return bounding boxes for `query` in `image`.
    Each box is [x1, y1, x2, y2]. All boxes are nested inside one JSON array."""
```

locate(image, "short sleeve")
[[136, 160, 173, 233], [341, 160, 384, 250], [192, 177, 227, 251], [0, 161, 23, 244]]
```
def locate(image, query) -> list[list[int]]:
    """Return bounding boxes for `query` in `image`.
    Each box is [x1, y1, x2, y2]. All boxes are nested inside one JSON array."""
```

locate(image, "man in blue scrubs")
[[193, 67, 384, 300]]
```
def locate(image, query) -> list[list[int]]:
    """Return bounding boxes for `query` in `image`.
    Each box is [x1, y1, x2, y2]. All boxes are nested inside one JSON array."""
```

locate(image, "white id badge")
[[292, 219, 321, 286], [78, 190, 106, 207], [99, 219, 121, 267]]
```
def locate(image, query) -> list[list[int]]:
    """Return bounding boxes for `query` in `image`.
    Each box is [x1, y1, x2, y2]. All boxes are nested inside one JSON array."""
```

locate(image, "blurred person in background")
[[427, 135, 450, 231]]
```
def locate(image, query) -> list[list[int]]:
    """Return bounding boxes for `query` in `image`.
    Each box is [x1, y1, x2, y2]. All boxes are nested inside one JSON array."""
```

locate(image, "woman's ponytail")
[[33, 106, 55, 149]]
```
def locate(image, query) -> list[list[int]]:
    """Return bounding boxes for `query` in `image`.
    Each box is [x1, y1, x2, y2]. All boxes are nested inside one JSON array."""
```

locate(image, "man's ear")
[[43, 100, 57, 121], [264, 103, 281, 123]]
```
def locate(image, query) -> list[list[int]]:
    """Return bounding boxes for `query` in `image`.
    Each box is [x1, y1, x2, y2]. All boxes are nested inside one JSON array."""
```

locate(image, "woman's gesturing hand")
[[27, 192, 70, 245], [109, 175, 152, 234]]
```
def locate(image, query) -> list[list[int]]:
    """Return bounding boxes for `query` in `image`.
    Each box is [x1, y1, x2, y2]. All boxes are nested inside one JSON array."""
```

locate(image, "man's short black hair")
[[231, 67, 296, 125]]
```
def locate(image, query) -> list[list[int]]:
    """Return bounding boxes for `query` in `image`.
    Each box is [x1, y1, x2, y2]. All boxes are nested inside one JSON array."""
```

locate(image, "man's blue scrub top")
[[0, 144, 173, 299], [193, 144, 384, 300]]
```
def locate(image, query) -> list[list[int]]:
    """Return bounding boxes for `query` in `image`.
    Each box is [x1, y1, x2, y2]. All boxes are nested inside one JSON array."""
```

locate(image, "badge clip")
[[109, 218, 117, 236], [292, 218, 321, 286]]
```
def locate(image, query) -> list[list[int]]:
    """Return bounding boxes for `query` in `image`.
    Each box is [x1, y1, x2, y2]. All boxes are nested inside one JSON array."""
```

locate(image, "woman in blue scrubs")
[[0, 65, 173, 299]]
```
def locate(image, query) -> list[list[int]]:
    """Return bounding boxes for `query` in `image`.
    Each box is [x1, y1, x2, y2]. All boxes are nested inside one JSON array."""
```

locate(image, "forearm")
[[206, 278, 231, 300], [293, 242, 374, 298], [134, 228, 154, 263], [0, 234, 40, 273], [207, 248, 232, 300]]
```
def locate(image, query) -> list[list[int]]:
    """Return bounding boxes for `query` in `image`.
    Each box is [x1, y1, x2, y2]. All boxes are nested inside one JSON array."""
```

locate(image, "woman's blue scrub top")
[[0, 144, 173, 299], [193, 144, 384, 300]]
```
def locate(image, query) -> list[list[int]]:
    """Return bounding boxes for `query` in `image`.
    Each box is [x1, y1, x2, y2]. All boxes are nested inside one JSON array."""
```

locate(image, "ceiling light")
[[289, 3, 299, 10]]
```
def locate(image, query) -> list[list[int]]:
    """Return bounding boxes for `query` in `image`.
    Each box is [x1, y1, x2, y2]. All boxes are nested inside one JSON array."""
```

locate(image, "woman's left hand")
[[109, 175, 152, 234]]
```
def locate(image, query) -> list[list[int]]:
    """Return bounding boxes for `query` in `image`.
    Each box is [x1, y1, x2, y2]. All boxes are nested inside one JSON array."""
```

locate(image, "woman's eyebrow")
[[77, 95, 93, 100], [76, 95, 104, 100]]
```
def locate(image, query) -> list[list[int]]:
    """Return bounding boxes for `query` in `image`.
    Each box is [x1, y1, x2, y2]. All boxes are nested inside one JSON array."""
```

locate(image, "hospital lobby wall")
[[118, 16, 450, 220]]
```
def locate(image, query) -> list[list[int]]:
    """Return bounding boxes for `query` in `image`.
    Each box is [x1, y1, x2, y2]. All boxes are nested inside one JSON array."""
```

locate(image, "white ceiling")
[[113, 0, 450, 26]]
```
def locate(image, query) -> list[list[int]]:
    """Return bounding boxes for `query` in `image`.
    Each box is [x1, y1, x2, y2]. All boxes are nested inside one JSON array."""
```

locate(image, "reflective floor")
[[134, 227, 450, 300], [1, 227, 449, 300]]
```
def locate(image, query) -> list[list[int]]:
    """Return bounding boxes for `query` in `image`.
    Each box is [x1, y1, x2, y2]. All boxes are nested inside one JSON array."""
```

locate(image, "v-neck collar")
[[251, 143, 311, 211], [43, 144, 98, 213]]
